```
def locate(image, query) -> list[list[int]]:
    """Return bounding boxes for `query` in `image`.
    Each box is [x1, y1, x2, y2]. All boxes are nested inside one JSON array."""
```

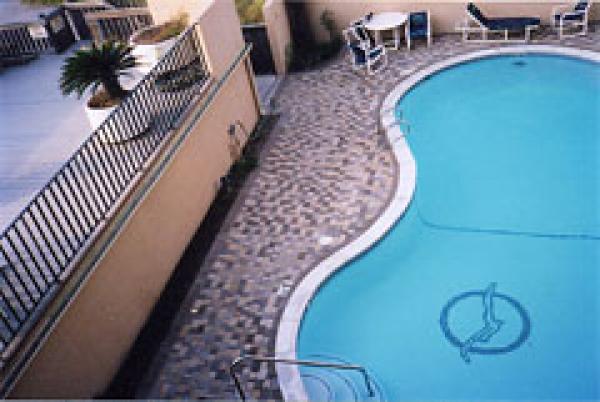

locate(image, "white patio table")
[[362, 12, 409, 50]]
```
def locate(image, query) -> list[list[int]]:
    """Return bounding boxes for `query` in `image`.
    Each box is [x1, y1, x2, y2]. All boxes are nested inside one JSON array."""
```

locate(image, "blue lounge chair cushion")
[[554, 12, 585, 22], [353, 24, 369, 41], [467, 3, 489, 26], [349, 45, 366, 65], [409, 11, 429, 39], [468, 3, 539, 31], [410, 27, 429, 38], [348, 44, 382, 66], [574, 1, 588, 11], [487, 17, 540, 30], [352, 22, 375, 46], [368, 47, 383, 58]]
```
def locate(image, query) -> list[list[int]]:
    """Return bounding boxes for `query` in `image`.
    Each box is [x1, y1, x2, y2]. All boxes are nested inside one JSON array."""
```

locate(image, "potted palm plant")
[[60, 41, 137, 130]]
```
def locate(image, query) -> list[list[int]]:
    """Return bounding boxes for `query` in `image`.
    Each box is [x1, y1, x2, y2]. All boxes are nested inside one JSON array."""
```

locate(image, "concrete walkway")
[[0, 0, 53, 25], [0, 45, 94, 231]]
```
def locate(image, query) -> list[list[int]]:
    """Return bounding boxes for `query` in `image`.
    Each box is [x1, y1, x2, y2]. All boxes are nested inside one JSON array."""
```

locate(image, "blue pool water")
[[297, 55, 600, 401]]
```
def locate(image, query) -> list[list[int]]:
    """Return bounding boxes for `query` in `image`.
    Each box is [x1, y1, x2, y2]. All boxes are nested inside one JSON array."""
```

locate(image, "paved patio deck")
[[0, 44, 92, 231], [0, 0, 53, 25], [137, 28, 600, 400], [0, 43, 148, 232]]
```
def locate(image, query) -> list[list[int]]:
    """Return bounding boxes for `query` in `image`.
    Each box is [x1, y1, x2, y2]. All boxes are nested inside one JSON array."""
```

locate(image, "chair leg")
[[560, 22, 588, 38], [559, 19, 564, 39]]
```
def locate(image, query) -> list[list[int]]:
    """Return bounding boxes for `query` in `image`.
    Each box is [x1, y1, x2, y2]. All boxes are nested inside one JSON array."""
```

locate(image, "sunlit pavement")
[[0, 41, 147, 231], [137, 27, 600, 399], [0, 44, 95, 230]]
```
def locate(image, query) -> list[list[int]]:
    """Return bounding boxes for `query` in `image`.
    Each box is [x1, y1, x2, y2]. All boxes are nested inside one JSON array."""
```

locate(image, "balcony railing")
[[0, 22, 210, 364], [85, 8, 153, 44], [106, 0, 148, 8], [0, 24, 52, 57]]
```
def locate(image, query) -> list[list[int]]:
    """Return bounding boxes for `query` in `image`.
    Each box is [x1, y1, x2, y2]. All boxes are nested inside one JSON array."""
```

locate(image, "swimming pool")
[[279, 48, 600, 401]]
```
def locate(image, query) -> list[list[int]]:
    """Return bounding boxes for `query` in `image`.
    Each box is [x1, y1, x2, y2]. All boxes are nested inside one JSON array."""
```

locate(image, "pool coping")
[[275, 45, 600, 401]]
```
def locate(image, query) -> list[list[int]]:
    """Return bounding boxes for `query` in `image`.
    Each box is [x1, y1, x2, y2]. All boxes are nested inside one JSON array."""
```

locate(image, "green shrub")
[[235, 0, 265, 25], [288, 9, 343, 72], [132, 13, 188, 44], [20, 0, 67, 4], [60, 41, 136, 102]]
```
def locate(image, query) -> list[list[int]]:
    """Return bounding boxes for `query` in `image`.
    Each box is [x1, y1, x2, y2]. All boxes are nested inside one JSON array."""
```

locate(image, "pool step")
[[301, 355, 385, 402]]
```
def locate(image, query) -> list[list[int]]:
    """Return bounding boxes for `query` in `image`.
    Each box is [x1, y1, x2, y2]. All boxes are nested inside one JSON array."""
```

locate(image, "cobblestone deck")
[[137, 29, 600, 400]]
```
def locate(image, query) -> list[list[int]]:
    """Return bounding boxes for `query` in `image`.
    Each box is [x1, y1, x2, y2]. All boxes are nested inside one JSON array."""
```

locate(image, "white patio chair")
[[552, 1, 591, 39], [343, 26, 387, 75]]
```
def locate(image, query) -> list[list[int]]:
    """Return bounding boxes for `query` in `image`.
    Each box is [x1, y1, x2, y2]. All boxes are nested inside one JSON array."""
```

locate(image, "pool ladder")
[[230, 355, 375, 401]]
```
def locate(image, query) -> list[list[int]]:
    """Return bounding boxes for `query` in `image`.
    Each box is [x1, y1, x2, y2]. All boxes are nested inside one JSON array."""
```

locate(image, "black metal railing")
[[106, 0, 148, 8], [86, 9, 153, 44], [0, 23, 210, 359], [0, 24, 51, 57], [61, 3, 113, 41], [97, 13, 152, 42]]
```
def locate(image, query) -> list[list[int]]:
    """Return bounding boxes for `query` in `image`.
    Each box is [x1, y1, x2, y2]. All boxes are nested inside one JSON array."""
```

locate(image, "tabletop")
[[362, 12, 408, 31]]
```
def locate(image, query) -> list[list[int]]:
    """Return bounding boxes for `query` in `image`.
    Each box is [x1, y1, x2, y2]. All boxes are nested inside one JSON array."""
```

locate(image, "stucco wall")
[[300, 1, 599, 40], [8, 0, 260, 398], [146, 0, 210, 25], [264, 0, 292, 75]]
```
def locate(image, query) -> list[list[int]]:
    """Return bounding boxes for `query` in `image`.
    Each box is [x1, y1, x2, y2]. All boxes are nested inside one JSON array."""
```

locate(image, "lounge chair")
[[407, 10, 432, 49], [351, 16, 376, 47], [343, 26, 387, 75], [552, 1, 591, 39], [458, 3, 540, 42]]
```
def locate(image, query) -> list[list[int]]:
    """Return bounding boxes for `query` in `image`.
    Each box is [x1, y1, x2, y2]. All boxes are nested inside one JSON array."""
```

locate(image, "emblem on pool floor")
[[439, 282, 530, 363]]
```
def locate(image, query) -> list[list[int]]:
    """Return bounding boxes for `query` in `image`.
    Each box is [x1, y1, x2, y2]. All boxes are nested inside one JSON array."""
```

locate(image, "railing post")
[[230, 355, 376, 400], [230, 357, 247, 401], [359, 367, 375, 397]]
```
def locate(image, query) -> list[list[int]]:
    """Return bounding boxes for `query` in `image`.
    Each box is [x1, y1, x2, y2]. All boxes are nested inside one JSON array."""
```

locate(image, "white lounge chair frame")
[[343, 27, 387, 75], [551, 2, 591, 39], [456, 8, 539, 43]]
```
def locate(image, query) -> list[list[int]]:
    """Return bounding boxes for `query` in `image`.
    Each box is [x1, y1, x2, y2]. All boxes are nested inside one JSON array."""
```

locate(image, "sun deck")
[[0, 44, 91, 231], [133, 27, 600, 399]]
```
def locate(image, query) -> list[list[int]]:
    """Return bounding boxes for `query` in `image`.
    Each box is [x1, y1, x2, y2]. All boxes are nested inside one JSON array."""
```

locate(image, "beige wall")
[[264, 0, 292, 75], [146, 0, 211, 25], [300, 1, 600, 40], [8, 0, 260, 398], [195, 0, 246, 77]]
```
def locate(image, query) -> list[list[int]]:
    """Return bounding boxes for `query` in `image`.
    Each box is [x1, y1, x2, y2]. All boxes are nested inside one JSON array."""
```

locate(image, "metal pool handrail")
[[230, 355, 375, 400]]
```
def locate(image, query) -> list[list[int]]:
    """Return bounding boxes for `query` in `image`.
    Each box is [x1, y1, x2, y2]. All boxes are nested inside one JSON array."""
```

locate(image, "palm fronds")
[[60, 41, 137, 100]]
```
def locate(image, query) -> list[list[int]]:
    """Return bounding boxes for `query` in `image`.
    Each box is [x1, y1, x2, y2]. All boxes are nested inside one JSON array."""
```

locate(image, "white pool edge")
[[275, 45, 600, 401]]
